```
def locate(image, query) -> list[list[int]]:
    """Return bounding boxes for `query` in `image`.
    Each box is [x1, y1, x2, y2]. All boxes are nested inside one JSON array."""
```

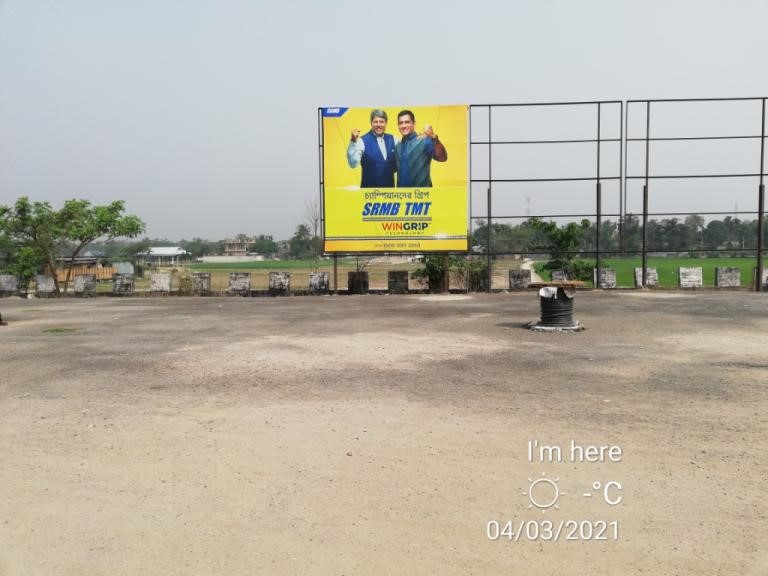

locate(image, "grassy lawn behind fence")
[[602, 257, 765, 288]]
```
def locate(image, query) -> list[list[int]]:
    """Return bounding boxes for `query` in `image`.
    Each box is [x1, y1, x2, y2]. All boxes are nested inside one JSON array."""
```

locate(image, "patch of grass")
[[42, 327, 79, 334]]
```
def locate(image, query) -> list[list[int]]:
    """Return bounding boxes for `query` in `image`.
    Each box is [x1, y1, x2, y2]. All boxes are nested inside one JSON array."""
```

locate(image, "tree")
[[8, 246, 41, 294], [1, 198, 65, 292], [471, 219, 549, 255], [59, 200, 145, 293], [180, 237, 224, 258], [0, 220, 16, 268], [249, 234, 278, 257], [684, 214, 705, 250], [288, 224, 314, 259], [411, 255, 488, 293], [0, 197, 144, 294], [527, 217, 592, 278]]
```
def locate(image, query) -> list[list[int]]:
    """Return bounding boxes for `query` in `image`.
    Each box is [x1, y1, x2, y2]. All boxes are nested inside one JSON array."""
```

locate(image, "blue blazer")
[[360, 131, 396, 188]]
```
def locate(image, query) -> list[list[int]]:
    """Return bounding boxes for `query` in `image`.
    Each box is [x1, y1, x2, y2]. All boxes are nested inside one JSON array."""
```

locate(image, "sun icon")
[[522, 472, 564, 513]]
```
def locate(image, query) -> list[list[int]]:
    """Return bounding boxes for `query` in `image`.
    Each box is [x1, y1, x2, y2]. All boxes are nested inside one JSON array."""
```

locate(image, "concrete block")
[[112, 273, 134, 294], [228, 272, 251, 296], [679, 267, 703, 289], [634, 267, 658, 288], [308, 272, 329, 294], [149, 272, 172, 293], [387, 271, 409, 294], [74, 274, 97, 296], [756, 268, 768, 291], [509, 269, 531, 290], [715, 267, 741, 288], [348, 272, 369, 294], [35, 275, 57, 296], [191, 272, 211, 294], [269, 272, 291, 295], [0, 274, 18, 296], [595, 268, 617, 289]]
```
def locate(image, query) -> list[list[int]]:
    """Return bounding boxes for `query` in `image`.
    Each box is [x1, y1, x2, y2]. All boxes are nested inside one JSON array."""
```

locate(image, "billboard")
[[321, 105, 468, 253]]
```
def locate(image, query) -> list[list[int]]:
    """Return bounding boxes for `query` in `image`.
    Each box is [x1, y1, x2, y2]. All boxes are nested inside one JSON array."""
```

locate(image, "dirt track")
[[1, 291, 766, 575]]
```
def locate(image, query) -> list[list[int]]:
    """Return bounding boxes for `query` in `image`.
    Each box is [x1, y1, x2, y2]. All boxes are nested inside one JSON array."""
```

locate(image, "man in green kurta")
[[395, 110, 447, 188]]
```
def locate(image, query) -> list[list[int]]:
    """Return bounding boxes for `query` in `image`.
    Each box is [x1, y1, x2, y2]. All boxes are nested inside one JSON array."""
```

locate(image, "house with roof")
[[136, 247, 190, 267]]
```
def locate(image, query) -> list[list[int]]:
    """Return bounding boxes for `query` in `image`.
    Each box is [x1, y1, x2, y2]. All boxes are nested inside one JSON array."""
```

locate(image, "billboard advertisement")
[[321, 105, 468, 253]]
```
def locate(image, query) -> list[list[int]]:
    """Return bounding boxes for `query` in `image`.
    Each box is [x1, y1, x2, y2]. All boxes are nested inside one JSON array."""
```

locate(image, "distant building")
[[54, 250, 107, 267], [223, 237, 254, 257], [136, 247, 190, 266]]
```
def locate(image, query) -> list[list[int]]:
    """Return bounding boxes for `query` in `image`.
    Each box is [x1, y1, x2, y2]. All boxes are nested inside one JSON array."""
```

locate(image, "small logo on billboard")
[[322, 107, 348, 117]]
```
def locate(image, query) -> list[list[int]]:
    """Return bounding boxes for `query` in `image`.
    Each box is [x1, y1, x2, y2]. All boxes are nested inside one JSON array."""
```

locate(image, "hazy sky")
[[1, 1, 766, 240]]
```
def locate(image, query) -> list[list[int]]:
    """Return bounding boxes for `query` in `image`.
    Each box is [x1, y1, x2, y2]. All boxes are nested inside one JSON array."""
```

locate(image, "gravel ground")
[[1, 291, 766, 575]]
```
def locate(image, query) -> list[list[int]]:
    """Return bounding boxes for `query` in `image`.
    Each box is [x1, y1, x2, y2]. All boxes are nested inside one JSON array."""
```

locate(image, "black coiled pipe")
[[539, 288, 575, 327]]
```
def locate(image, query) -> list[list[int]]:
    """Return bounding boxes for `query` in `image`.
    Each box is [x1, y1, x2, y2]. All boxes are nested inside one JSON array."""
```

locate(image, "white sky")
[[1, 0, 766, 240]]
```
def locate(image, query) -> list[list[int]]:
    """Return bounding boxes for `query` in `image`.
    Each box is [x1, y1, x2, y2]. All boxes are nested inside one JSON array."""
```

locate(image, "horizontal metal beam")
[[472, 138, 621, 145], [471, 176, 620, 183]]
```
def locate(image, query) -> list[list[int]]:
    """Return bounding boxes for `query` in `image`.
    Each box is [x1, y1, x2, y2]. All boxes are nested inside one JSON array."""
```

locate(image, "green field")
[[596, 257, 764, 288]]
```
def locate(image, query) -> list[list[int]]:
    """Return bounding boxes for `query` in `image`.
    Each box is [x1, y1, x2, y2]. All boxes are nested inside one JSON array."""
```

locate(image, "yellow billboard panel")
[[321, 105, 468, 253]]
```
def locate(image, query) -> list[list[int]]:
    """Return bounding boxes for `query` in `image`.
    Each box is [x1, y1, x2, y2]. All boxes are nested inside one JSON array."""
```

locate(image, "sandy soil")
[[1, 291, 766, 575]]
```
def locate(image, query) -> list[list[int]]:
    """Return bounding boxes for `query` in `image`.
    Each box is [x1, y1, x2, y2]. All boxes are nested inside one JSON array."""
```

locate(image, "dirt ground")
[[1, 291, 766, 575]]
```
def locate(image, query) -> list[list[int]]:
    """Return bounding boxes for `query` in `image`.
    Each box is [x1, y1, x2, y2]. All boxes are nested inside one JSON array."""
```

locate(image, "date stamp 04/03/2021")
[[487, 440, 624, 543]]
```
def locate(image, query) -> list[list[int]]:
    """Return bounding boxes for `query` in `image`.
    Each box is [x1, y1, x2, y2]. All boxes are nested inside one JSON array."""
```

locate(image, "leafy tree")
[[587, 220, 619, 252], [412, 255, 449, 292], [684, 214, 705, 250], [0, 222, 16, 268], [472, 219, 546, 255], [288, 224, 314, 259], [527, 217, 592, 278], [249, 234, 278, 257], [59, 200, 145, 292], [8, 246, 41, 294], [411, 255, 487, 292], [1, 198, 65, 292], [620, 214, 642, 252], [180, 237, 223, 258], [0, 197, 144, 294]]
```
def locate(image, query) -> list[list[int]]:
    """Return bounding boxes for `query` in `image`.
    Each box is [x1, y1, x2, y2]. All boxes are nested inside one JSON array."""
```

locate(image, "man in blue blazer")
[[346, 109, 397, 188]]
